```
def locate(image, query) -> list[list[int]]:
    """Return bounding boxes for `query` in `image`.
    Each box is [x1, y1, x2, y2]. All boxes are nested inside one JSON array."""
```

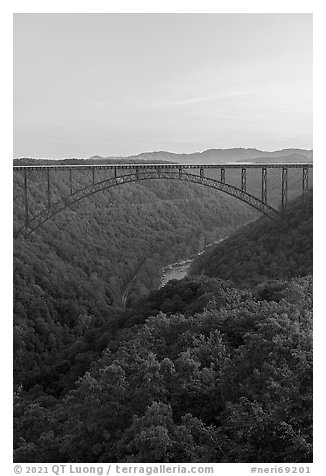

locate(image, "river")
[[159, 237, 226, 288]]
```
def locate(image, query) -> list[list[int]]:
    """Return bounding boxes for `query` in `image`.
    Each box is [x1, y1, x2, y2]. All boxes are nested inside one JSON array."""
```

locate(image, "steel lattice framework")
[[13, 163, 313, 238]]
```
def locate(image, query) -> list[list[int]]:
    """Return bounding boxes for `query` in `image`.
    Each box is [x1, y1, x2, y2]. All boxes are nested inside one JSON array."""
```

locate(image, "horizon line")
[[13, 146, 313, 161]]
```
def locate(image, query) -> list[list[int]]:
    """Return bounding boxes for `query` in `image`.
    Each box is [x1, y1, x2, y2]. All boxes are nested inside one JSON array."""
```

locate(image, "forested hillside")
[[13, 186, 313, 463], [189, 191, 313, 287], [14, 273, 312, 463], [14, 171, 255, 386]]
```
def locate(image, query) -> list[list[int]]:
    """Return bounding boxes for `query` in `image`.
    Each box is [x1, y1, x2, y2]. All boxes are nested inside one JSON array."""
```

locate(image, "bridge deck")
[[13, 162, 313, 171]]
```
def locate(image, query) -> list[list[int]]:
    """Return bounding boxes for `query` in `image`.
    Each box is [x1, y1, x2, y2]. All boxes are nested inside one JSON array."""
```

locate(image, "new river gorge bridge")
[[13, 162, 313, 238]]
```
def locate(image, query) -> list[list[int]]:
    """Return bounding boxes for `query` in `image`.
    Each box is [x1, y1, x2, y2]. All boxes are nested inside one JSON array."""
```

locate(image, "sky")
[[13, 13, 312, 158]]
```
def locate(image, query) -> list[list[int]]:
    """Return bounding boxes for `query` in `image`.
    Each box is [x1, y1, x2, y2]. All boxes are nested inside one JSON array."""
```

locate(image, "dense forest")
[[190, 191, 313, 287], [14, 170, 256, 387], [13, 169, 312, 463]]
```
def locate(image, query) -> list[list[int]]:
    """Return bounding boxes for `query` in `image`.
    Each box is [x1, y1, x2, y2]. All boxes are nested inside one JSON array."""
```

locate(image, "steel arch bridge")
[[13, 162, 312, 238]]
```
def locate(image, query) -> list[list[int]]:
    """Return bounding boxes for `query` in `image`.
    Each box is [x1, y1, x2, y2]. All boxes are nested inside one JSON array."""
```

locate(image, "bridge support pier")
[[261, 168, 267, 205], [221, 168, 225, 183], [241, 168, 246, 192], [302, 166, 309, 216], [24, 168, 29, 229], [69, 169, 73, 195], [302, 166, 309, 202], [47, 168, 51, 209], [281, 167, 288, 216]]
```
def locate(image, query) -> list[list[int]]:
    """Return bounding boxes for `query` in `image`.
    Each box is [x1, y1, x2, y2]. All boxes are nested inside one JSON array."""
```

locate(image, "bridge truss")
[[13, 162, 312, 238]]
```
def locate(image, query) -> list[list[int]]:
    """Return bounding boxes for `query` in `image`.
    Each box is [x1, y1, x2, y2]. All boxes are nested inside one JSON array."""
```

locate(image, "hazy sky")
[[14, 13, 312, 158]]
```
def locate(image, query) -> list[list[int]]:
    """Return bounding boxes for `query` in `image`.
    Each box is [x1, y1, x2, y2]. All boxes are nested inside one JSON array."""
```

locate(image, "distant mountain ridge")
[[90, 147, 313, 165], [14, 148, 313, 166]]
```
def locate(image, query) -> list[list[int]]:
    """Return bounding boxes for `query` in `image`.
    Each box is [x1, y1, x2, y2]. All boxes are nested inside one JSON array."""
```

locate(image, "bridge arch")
[[16, 168, 284, 238]]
